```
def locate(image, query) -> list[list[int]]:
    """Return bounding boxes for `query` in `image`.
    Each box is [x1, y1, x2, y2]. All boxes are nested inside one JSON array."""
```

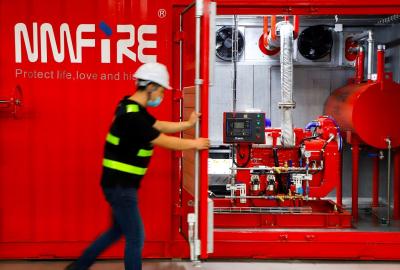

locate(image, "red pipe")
[[372, 155, 380, 207], [293, 15, 299, 39], [263, 16, 269, 48], [271, 15, 277, 41], [259, 15, 280, 56], [351, 136, 360, 222], [259, 15, 300, 55], [394, 150, 400, 219], [377, 45, 385, 83], [355, 47, 365, 83], [337, 150, 343, 207]]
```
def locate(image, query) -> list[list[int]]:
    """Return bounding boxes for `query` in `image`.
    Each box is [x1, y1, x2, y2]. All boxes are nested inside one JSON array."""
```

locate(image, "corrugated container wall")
[[0, 0, 175, 258]]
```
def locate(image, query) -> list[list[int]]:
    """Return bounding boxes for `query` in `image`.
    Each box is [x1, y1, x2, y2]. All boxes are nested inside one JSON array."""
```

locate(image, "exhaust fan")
[[297, 25, 333, 60], [216, 26, 245, 61]]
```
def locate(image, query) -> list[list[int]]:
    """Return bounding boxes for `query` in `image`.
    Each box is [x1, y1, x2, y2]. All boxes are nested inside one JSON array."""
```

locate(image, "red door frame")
[[172, 0, 211, 260]]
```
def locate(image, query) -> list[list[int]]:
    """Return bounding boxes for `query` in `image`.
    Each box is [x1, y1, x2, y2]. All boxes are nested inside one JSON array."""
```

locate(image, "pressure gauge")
[[304, 151, 311, 158]]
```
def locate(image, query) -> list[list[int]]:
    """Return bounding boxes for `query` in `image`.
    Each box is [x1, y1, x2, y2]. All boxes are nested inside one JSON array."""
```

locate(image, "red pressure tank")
[[325, 47, 400, 149]]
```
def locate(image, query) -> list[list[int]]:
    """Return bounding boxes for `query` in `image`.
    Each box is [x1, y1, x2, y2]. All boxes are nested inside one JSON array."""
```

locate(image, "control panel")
[[223, 112, 266, 144]]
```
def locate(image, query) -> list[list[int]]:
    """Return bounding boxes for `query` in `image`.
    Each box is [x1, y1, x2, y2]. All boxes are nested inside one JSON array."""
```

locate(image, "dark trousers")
[[73, 186, 144, 270]]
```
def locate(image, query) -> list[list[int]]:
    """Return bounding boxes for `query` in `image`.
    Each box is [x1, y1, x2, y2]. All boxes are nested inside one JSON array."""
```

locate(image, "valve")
[[250, 174, 261, 191], [266, 174, 276, 195], [345, 36, 359, 61], [226, 183, 247, 203], [0, 85, 23, 118]]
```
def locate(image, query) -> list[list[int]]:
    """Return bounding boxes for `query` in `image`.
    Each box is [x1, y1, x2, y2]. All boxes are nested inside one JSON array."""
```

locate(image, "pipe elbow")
[[305, 121, 320, 130]]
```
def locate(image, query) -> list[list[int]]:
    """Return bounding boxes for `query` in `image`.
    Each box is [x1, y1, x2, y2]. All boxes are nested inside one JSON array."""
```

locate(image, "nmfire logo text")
[[15, 22, 157, 64]]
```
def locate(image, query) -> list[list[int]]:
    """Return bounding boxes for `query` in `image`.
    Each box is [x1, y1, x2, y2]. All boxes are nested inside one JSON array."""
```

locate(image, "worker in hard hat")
[[65, 62, 209, 270]]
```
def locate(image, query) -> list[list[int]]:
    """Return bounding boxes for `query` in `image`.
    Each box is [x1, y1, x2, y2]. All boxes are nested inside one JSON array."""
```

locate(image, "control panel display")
[[223, 112, 266, 143]]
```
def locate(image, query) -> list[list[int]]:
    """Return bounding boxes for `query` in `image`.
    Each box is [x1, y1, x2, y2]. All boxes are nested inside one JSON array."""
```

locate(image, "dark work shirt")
[[101, 97, 160, 188]]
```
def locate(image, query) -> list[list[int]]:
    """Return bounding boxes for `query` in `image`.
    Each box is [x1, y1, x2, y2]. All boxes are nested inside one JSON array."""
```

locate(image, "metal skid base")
[[213, 199, 352, 229], [211, 229, 400, 260]]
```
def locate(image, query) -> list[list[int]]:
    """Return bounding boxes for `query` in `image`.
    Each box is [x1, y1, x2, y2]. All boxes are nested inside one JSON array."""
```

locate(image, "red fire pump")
[[215, 114, 351, 229]]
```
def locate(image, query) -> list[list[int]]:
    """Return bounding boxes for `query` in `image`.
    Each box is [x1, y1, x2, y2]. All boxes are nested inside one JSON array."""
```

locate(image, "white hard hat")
[[133, 62, 172, 89]]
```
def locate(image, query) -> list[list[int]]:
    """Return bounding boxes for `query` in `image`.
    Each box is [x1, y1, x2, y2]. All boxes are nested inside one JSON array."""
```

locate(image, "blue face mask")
[[147, 96, 163, 107]]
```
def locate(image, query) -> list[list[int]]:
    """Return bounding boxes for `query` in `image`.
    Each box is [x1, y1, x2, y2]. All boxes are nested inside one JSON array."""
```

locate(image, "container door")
[[179, 0, 214, 260]]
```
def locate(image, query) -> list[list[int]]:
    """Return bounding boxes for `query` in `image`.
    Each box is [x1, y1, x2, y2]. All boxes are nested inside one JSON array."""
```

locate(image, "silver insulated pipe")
[[278, 22, 296, 147], [367, 30, 374, 80]]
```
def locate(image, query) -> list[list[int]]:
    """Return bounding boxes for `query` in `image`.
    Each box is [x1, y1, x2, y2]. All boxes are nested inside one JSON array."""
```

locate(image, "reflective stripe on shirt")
[[103, 159, 147, 175], [126, 104, 139, 113], [106, 133, 120, 145], [137, 149, 153, 157]]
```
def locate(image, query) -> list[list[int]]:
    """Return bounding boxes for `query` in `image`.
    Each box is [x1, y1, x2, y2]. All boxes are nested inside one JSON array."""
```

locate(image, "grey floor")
[[0, 260, 400, 270]]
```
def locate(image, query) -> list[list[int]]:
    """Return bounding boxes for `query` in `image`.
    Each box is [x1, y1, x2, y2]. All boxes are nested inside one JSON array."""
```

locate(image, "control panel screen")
[[228, 119, 251, 136], [223, 112, 265, 144], [234, 122, 245, 129]]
